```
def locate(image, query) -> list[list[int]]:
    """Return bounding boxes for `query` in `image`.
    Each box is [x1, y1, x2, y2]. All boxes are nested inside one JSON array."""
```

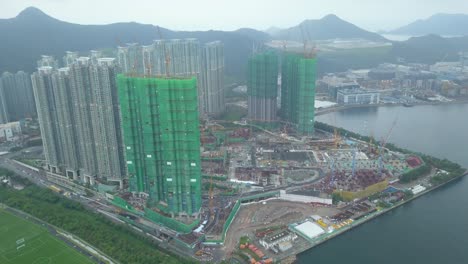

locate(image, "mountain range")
[[391, 34, 468, 63], [1, 7, 468, 79], [389, 13, 468, 36], [0, 7, 271, 78], [0, 7, 391, 78], [270, 14, 386, 42]]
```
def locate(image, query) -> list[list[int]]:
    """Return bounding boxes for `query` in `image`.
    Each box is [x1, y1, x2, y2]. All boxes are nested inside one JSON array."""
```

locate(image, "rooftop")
[[338, 88, 379, 95], [292, 221, 325, 240], [263, 230, 291, 243]]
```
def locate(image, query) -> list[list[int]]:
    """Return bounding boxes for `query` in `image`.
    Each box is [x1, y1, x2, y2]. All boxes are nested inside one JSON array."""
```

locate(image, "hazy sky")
[[1, 0, 468, 31]]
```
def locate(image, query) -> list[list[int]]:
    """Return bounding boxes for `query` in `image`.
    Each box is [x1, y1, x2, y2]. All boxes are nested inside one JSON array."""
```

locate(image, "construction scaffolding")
[[297, 57, 316, 135], [117, 75, 202, 216], [281, 54, 316, 136], [247, 52, 279, 122], [281, 54, 300, 123]]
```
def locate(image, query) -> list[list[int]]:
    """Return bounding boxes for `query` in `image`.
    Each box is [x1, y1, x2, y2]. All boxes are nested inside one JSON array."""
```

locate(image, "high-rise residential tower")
[[37, 55, 59, 69], [15, 71, 36, 118], [90, 50, 103, 65], [31, 66, 63, 173], [50, 67, 80, 178], [89, 58, 125, 184], [1, 71, 36, 121], [117, 43, 142, 74], [120, 39, 223, 116], [247, 52, 279, 122], [1, 72, 18, 121], [32, 54, 126, 186], [117, 75, 202, 217], [63, 51, 79, 66], [68, 57, 98, 183], [200, 41, 225, 115], [281, 54, 316, 136], [0, 79, 10, 124]]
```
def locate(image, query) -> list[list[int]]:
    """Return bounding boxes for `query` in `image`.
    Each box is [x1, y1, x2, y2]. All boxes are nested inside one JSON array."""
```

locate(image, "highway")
[[0, 148, 47, 188]]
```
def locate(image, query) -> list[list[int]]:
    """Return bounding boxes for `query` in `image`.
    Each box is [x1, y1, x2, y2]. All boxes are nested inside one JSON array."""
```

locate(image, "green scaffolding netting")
[[117, 75, 202, 215], [247, 52, 279, 99], [280, 54, 316, 135]]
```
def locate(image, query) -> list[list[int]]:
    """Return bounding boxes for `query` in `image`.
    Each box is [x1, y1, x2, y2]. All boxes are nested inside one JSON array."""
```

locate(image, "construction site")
[[175, 109, 426, 263], [101, 28, 431, 264]]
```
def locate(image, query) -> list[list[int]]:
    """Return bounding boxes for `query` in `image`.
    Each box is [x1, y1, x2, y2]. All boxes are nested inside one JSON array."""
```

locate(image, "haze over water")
[[298, 104, 468, 264]]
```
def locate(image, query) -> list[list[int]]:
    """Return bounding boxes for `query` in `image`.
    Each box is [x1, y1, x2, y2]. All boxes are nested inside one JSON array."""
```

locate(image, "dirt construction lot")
[[223, 199, 339, 255]]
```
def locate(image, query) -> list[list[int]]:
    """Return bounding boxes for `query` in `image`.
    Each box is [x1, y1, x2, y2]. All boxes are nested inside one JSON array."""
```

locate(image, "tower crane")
[[157, 26, 171, 77], [209, 173, 215, 220], [378, 118, 398, 175], [368, 131, 375, 154], [333, 128, 341, 149], [352, 147, 358, 177], [303, 26, 318, 58], [300, 25, 308, 57], [116, 38, 134, 75], [299, 25, 318, 58], [329, 157, 336, 188]]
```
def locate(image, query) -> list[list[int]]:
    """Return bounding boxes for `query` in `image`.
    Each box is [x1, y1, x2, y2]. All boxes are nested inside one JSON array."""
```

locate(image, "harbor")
[[279, 170, 467, 263]]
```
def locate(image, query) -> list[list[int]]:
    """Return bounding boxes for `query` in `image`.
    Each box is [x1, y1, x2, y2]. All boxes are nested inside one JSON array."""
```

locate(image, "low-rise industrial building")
[[290, 221, 325, 242], [337, 88, 380, 105], [410, 185, 426, 195], [0, 121, 21, 141], [259, 229, 297, 250]]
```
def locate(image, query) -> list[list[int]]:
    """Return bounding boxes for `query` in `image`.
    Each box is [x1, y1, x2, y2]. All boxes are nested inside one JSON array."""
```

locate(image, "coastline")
[[315, 99, 468, 116], [281, 171, 468, 263]]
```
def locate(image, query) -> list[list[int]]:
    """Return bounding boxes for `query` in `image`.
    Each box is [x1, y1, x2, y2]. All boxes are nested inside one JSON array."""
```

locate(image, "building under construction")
[[117, 75, 202, 217], [281, 54, 317, 136], [247, 52, 279, 122]]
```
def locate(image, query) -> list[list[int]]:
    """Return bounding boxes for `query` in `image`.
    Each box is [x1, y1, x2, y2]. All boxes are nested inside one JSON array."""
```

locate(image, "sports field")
[[0, 209, 95, 264]]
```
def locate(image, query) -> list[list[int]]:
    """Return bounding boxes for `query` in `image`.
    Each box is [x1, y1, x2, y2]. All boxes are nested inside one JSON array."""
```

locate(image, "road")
[[0, 149, 47, 187], [0, 147, 200, 262]]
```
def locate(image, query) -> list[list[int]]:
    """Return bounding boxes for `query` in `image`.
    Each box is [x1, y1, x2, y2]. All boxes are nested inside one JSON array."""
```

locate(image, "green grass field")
[[0, 209, 94, 264]]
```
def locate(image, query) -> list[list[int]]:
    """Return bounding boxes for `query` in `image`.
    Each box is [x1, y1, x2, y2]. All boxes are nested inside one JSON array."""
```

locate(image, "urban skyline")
[[0, 2, 467, 264]]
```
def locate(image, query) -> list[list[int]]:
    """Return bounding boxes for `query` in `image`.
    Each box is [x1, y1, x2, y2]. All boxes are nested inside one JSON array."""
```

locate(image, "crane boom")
[[382, 118, 398, 148], [379, 118, 398, 175], [209, 174, 214, 219], [157, 26, 171, 77]]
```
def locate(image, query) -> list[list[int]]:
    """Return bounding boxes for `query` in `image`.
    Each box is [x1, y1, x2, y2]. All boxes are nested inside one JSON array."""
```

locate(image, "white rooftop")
[[294, 221, 325, 239], [315, 100, 336, 109]]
